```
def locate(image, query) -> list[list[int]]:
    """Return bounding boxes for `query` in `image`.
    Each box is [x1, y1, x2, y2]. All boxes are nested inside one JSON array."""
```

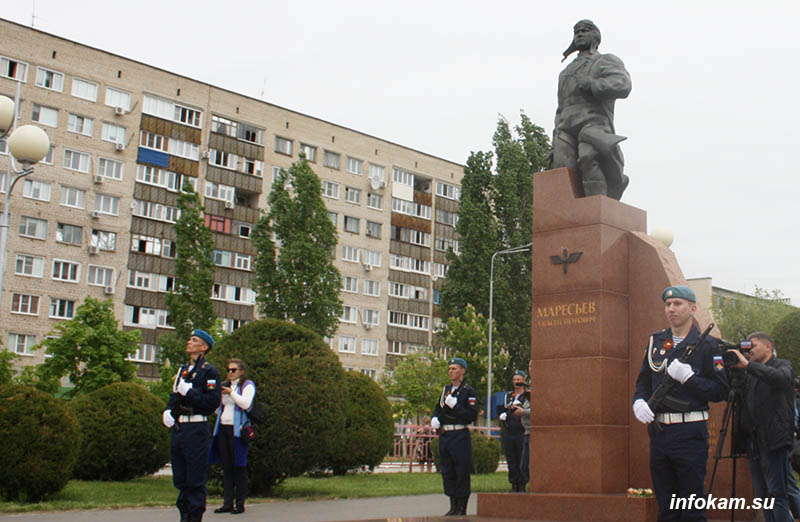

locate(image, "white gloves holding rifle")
[[667, 360, 694, 384], [633, 399, 654, 424]]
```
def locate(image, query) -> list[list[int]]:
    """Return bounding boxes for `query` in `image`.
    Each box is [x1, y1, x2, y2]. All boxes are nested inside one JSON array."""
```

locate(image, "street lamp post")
[[0, 82, 52, 312], [486, 242, 532, 427]]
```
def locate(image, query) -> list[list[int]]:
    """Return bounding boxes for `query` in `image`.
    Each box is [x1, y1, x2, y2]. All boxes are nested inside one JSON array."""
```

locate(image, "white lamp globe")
[[0, 95, 14, 134], [651, 227, 674, 248], [8, 125, 50, 166]]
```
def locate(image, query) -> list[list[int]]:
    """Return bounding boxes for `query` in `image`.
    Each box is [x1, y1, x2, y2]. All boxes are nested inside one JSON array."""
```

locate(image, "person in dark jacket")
[[729, 332, 796, 522], [499, 370, 528, 492]]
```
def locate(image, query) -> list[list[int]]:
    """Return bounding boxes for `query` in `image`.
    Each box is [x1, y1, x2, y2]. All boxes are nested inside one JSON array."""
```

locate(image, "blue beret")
[[514, 370, 528, 378], [661, 285, 696, 303], [192, 329, 214, 350], [449, 357, 467, 369]]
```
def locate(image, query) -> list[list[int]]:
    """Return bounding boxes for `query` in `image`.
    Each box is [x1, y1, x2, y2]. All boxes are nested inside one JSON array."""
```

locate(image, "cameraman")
[[729, 332, 796, 522]]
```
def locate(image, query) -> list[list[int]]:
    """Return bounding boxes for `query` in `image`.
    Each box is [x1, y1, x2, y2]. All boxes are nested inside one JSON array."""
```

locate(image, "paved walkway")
[[0, 495, 527, 522]]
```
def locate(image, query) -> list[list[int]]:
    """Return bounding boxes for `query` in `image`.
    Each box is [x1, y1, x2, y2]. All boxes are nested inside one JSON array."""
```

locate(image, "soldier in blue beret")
[[632, 286, 728, 521], [431, 357, 479, 516], [499, 370, 529, 492], [162, 330, 222, 522]]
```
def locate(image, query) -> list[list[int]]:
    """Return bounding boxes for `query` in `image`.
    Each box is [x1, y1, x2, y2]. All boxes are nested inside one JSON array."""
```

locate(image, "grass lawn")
[[0, 472, 510, 513]]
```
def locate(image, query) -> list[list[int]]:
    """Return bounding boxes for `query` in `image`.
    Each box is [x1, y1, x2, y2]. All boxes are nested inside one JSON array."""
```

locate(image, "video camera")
[[719, 340, 753, 368]]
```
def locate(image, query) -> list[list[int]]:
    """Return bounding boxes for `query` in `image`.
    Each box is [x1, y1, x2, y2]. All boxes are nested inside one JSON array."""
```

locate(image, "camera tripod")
[[707, 387, 747, 522]]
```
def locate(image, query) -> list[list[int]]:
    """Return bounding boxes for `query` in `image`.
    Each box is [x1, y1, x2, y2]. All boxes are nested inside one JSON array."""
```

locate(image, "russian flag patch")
[[207, 379, 217, 390], [468, 397, 476, 406], [713, 355, 724, 372]]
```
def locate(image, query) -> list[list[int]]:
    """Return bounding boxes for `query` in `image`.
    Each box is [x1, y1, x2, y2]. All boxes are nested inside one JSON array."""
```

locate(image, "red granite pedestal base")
[[477, 492, 657, 522]]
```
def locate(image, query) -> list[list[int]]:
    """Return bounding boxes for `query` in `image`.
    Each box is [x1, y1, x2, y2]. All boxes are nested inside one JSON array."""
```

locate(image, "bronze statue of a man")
[[551, 20, 632, 200]]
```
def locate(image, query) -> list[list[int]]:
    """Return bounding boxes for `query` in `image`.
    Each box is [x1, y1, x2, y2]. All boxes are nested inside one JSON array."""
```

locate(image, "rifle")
[[647, 323, 715, 432], [171, 355, 203, 432]]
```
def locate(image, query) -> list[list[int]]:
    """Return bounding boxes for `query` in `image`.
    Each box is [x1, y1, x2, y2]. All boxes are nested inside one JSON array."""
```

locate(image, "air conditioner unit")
[[104, 286, 115, 295], [224, 201, 235, 209], [91, 210, 103, 219], [202, 150, 210, 159], [115, 143, 125, 151], [88, 245, 100, 255], [93, 174, 104, 184], [114, 106, 125, 116], [363, 263, 372, 272]]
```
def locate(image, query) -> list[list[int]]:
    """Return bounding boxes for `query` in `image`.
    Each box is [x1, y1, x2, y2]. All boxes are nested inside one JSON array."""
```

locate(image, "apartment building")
[[0, 18, 462, 380]]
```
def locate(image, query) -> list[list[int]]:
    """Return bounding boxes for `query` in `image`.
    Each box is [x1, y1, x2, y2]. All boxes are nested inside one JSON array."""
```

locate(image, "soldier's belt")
[[655, 411, 708, 425], [178, 414, 208, 423], [441, 424, 467, 431]]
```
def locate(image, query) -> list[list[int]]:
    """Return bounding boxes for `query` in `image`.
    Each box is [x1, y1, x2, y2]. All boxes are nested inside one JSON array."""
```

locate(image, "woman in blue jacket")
[[209, 359, 255, 514]]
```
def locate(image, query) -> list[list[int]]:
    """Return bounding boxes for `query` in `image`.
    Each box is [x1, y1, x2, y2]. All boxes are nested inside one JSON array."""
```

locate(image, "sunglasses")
[[227, 368, 240, 373]]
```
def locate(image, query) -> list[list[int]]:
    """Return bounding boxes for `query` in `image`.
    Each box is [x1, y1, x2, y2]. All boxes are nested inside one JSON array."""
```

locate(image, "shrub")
[[326, 370, 394, 474], [208, 318, 346, 495], [430, 430, 501, 474], [69, 382, 169, 480], [774, 310, 800, 371], [0, 386, 81, 501]]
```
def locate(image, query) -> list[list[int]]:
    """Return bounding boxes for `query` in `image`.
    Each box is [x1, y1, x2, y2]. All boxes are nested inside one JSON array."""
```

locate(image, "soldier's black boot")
[[454, 497, 468, 516], [444, 496, 456, 516], [179, 513, 188, 522]]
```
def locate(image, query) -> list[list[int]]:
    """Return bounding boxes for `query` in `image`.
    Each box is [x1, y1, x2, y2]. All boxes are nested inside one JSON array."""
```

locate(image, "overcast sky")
[[5, 0, 799, 306]]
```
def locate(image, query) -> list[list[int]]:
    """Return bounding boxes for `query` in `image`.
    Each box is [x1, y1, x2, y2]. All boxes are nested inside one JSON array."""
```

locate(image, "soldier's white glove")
[[431, 417, 441, 430], [633, 399, 654, 424], [512, 400, 521, 407], [667, 359, 694, 384], [444, 394, 457, 408], [162, 410, 175, 428], [499, 412, 508, 421], [177, 379, 193, 396]]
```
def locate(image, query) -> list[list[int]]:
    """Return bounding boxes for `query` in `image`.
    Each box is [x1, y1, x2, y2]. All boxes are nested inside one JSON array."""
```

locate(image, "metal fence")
[[391, 423, 501, 472]]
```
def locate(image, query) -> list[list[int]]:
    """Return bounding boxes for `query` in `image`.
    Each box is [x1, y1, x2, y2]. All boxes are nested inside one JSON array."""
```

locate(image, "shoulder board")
[[202, 361, 210, 368]]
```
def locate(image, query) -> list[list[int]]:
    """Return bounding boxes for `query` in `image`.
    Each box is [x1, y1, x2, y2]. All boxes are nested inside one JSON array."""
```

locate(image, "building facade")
[[0, 19, 462, 380]]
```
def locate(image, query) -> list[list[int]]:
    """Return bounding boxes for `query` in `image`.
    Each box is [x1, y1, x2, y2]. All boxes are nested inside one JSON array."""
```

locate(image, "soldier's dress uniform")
[[166, 355, 222, 522], [502, 389, 527, 491], [433, 370, 479, 516], [634, 324, 728, 521]]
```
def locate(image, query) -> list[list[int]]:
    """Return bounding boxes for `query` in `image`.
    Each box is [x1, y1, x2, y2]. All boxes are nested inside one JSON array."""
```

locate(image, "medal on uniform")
[[659, 349, 665, 355], [661, 339, 673, 355]]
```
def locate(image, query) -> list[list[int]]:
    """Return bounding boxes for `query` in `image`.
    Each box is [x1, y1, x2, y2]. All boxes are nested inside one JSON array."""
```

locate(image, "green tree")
[[437, 304, 507, 406], [36, 297, 140, 396], [252, 157, 343, 338], [382, 351, 449, 424], [773, 310, 800, 372], [712, 287, 793, 341], [160, 183, 217, 368], [441, 113, 549, 383], [0, 346, 17, 386]]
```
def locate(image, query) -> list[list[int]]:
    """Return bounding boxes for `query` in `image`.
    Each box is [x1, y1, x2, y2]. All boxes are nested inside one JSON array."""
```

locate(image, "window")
[[98, 157, 123, 180], [91, 229, 116, 251], [363, 280, 380, 297], [360, 368, 377, 378], [32, 104, 59, 127], [87, 265, 114, 286], [234, 253, 252, 271], [340, 305, 357, 323], [18, 216, 47, 239], [342, 276, 359, 293], [60, 186, 86, 208], [221, 318, 248, 334], [140, 131, 167, 152], [388, 340, 407, 355], [434, 263, 449, 279], [11, 293, 39, 315], [23, 179, 51, 201], [50, 298, 76, 319], [436, 208, 459, 227], [327, 211, 337, 227], [239, 122, 264, 144], [207, 215, 228, 233], [209, 149, 239, 170], [174, 104, 202, 127], [362, 309, 380, 327], [436, 181, 461, 200], [105, 87, 131, 111], [15, 254, 44, 277], [392, 168, 413, 187], [131, 234, 168, 256], [129, 344, 159, 363], [323, 150, 340, 169], [362, 338, 379, 356], [71, 77, 98, 101], [124, 305, 158, 329], [94, 194, 120, 216], [133, 201, 180, 223], [347, 157, 363, 175], [42, 145, 55, 165], [390, 254, 430, 275], [338, 336, 356, 353], [237, 224, 251, 238], [205, 181, 235, 203], [435, 236, 459, 254], [342, 245, 360, 263], [52, 259, 80, 282], [363, 250, 381, 267], [35, 67, 64, 91], [365, 221, 381, 238], [101, 122, 125, 144], [64, 149, 91, 173], [243, 158, 263, 177], [136, 165, 185, 191], [369, 164, 385, 184], [367, 193, 383, 210], [343, 216, 360, 234], [214, 250, 232, 267], [1, 55, 28, 81], [322, 180, 339, 199], [275, 136, 292, 155], [9, 333, 36, 355], [57, 223, 82, 245], [67, 113, 93, 136], [128, 270, 156, 291], [344, 187, 361, 204], [168, 138, 200, 160], [388, 310, 429, 331], [300, 143, 317, 162], [392, 225, 431, 247]]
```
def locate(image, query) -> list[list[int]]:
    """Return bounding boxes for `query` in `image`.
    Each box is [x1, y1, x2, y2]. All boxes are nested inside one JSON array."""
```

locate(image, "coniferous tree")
[[252, 157, 342, 338]]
